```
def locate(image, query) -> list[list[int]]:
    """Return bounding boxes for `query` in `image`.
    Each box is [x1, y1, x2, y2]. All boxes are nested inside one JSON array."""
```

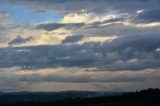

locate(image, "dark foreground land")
[[0, 88, 160, 106]]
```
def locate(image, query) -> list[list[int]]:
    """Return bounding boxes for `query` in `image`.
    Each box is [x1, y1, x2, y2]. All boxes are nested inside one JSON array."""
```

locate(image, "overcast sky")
[[0, 0, 160, 92]]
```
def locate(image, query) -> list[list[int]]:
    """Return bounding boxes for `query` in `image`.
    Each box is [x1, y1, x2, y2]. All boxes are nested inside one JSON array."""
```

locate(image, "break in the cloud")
[[0, 0, 160, 91]]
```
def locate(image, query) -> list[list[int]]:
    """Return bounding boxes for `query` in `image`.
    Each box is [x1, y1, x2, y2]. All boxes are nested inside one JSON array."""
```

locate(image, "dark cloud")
[[8, 36, 33, 45], [84, 18, 125, 29], [36, 17, 125, 31], [0, 0, 158, 14], [103, 18, 125, 23], [1, 33, 160, 71], [62, 35, 84, 43], [36, 23, 85, 31], [36, 23, 66, 31], [1, 0, 160, 92], [135, 9, 160, 23], [1, 0, 160, 71]]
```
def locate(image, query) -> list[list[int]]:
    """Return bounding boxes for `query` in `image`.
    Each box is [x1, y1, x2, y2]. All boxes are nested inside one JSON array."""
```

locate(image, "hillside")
[[0, 88, 160, 106]]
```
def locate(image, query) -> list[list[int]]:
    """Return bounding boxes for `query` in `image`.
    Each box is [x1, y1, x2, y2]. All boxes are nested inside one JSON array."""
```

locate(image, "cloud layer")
[[1, 33, 160, 71], [0, 0, 160, 91]]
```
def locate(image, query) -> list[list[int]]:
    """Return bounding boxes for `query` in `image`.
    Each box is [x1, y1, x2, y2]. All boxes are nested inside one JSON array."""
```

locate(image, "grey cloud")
[[85, 18, 126, 29], [8, 36, 33, 45], [135, 9, 160, 23], [0, 0, 160, 92], [36, 17, 125, 31], [103, 18, 125, 23], [2, 68, 160, 91], [18, 69, 160, 83], [0, 68, 28, 92], [1, 33, 160, 71], [105, 34, 160, 51], [0, 0, 158, 14], [36, 23, 85, 31], [0, 11, 9, 37], [37, 23, 66, 31], [0, 11, 9, 21], [62, 35, 84, 43]]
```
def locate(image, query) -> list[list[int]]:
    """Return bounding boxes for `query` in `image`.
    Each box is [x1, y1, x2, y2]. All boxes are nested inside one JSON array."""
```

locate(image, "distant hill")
[[0, 88, 160, 106], [0, 91, 114, 104]]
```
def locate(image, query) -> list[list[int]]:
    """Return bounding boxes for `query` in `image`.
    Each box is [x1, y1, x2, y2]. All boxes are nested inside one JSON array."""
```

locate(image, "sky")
[[0, 0, 160, 92]]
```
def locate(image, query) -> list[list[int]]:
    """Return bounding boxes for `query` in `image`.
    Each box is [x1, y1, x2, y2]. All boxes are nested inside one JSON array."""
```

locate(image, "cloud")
[[36, 16, 125, 32], [36, 23, 66, 31], [8, 36, 33, 46], [0, 11, 10, 33], [1, 0, 159, 47], [1, 0, 160, 91], [0, 33, 160, 71], [16, 68, 160, 83], [135, 9, 160, 23], [0, 0, 155, 14], [1, 67, 160, 91], [62, 35, 84, 43], [36, 23, 85, 31], [0, 11, 9, 24]]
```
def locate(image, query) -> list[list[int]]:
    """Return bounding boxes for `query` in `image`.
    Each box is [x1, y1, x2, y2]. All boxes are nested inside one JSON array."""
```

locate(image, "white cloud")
[[62, 12, 119, 24]]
